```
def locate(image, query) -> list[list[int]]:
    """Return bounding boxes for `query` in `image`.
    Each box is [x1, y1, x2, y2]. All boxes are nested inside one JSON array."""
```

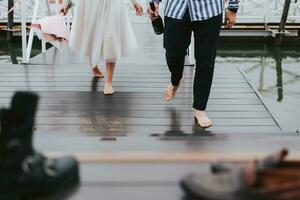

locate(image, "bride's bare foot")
[[104, 82, 114, 95], [194, 110, 213, 129], [164, 77, 183, 101], [92, 66, 104, 78]]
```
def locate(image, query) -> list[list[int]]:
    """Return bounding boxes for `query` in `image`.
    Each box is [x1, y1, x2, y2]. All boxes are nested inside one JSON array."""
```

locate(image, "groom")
[[148, 0, 239, 128]]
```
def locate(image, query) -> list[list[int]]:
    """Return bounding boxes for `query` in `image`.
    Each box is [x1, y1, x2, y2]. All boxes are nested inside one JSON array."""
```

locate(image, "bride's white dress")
[[70, 0, 138, 65]]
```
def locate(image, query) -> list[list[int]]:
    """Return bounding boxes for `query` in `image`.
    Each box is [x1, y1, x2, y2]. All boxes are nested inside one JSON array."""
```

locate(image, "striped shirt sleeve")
[[228, 0, 239, 10]]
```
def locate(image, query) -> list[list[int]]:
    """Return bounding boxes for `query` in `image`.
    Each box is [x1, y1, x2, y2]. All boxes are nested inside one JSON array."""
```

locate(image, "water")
[[0, 33, 44, 64], [244, 56, 300, 133], [217, 42, 300, 133]]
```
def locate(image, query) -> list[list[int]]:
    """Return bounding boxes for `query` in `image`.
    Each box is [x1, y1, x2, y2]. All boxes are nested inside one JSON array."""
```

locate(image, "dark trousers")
[[163, 11, 222, 111]]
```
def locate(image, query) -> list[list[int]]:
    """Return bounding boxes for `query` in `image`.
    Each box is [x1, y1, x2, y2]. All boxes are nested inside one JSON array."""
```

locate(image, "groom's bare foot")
[[92, 66, 104, 78], [164, 77, 183, 101], [164, 84, 177, 101], [194, 110, 213, 129]]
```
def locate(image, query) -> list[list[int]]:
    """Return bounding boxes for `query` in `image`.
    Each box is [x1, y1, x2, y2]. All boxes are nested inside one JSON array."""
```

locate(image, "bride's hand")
[[133, 3, 143, 16]]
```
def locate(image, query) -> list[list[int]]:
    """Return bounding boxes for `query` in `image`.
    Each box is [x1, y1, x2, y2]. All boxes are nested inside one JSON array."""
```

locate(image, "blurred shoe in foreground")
[[181, 148, 300, 200], [0, 92, 80, 199]]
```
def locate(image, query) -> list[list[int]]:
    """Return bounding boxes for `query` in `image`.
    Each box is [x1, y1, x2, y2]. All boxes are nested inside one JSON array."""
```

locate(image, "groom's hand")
[[225, 10, 237, 28], [147, 3, 159, 21]]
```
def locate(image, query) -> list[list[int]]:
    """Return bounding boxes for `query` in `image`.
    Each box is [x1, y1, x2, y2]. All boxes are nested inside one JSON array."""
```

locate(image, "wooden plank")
[[33, 117, 277, 126], [35, 133, 300, 167], [0, 68, 241, 75], [34, 124, 281, 136], [0, 82, 251, 88], [0, 71, 240, 77], [37, 131, 300, 163], [0, 65, 237, 71], [0, 64, 238, 70], [0, 87, 253, 93], [0, 98, 262, 105], [46, 151, 300, 164], [79, 163, 208, 183], [0, 104, 267, 111], [0, 70, 242, 79], [0, 91, 259, 99], [0, 74, 243, 80], [35, 132, 297, 157], [32, 110, 271, 118], [0, 77, 247, 83], [55, 185, 181, 200], [0, 65, 239, 73]]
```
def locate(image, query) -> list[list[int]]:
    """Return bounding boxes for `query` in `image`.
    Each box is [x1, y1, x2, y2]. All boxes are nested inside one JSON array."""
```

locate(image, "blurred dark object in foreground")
[[181, 148, 300, 200], [0, 92, 80, 199]]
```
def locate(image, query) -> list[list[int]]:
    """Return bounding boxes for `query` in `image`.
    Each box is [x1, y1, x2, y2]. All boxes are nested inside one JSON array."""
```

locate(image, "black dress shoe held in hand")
[[0, 92, 80, 199], [149, 2, 164, 35]]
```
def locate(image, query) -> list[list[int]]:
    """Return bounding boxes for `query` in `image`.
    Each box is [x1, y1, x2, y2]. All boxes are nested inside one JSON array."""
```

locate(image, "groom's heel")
[[194, 117, 198, 125]]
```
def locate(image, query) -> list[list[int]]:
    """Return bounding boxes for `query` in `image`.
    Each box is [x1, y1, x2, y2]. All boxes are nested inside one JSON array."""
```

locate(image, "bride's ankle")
[[105, 81, 113, 86]]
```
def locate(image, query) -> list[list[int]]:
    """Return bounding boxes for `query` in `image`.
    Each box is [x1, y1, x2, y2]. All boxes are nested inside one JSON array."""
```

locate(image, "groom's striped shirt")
[[153, 0, 239, 21]]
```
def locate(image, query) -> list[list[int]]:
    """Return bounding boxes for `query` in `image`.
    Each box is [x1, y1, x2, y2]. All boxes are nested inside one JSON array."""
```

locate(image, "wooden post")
[[26, 0, 41, 62], [277, 0, 291, 45], [279, 0, 291, 33], [7, 0, 14, 41], [274, 45, 283, 102], [21, 0, 28, 63], [7, 0, 14, 29]]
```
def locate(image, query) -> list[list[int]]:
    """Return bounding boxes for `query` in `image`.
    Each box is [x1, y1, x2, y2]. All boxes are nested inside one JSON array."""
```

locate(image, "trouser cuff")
[[193, 104, 206, 111]]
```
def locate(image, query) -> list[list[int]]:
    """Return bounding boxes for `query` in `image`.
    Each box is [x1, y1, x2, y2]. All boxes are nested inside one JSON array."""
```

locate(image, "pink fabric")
[[38, 14, 69, 40], [32, 14, 69, 43]]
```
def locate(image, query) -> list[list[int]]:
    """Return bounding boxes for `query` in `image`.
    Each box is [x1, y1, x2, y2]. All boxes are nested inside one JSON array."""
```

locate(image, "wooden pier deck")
[[1, 23, 300, 199]]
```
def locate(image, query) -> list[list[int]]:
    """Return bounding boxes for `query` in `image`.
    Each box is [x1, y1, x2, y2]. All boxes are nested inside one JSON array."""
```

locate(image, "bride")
[[70, 0, 143, 95]]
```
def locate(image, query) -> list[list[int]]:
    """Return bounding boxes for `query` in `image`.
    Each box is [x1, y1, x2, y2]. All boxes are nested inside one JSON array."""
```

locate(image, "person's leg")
[[104, 60, 116, 95], [192, 14, 222, 128], [163, 13, 192, 101], [90, 55, 104, 78]]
